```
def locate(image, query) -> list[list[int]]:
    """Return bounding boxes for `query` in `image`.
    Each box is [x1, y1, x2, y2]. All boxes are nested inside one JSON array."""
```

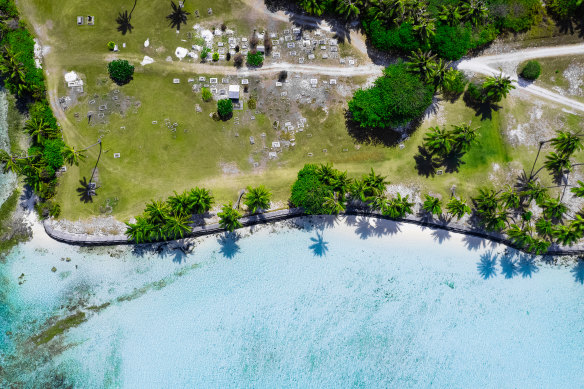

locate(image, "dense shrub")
[[212, 52, 219, 61], [290, 164, 333, 214], [29, 101, 58, 129], [246, 50, 263, 67], [488, 0, 542, 32], [107, 59, 134, 85], [233, 53, 244, 67], [107, 41, 116, 51], [442, 69, 468, 100], [42, 139, 64, 170], [348, 62, 435, 128], [365, 20, 425, 54], [432, 24, 471, 60], [469, 23, 499, 50], [1, 28, 46, 97], [464, 82, 487, 105], [200, 47, 210, 61], [546, 0, 582, 20], [248, 97, 257, 109], [217, 98, 233, 119], [0, 0, 19, 18], [520, 60, 541, 80], [201, 87, 212, 102]]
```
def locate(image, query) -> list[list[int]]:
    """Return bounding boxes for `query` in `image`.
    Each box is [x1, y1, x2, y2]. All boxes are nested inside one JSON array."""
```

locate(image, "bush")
[[201, 87, 212, 102], [264, 34, 272, 54], [464, 82, 487, 105], [520, 60, 541, 80], [246, 50, 263, 67], [290, 164, 333, 214], [1, 28, 46, 97], [200, 47, 210, 61], [217, 98, 233, 119], [233, 53, 244, 67], [278, 70, 288, 82], [432, 24, 471, 60], [107, 59, 134, 85], [107, 41, 116, 51], [442, 69, 468, 100], [42, 139, 64, 170], [248, 97, 257, 109], [365, 20, 425, 54], [469, 23, 499, 50], [212, 52, 219, 61], [226, 52, 231, 61], [546, 0, 583, 20], [29, 101, 58, 129], [0, 0, 19, 18], [348, 62, 435, 128]]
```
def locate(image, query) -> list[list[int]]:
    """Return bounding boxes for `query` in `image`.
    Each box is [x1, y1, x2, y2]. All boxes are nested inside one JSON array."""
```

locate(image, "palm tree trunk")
[[89, 140, 102, 184], [130, 0, 138, 17], [528, 141, 545, 180]]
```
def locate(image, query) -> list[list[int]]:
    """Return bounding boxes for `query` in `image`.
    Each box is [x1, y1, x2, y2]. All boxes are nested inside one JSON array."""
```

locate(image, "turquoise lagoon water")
[[1, 216, 584, 388]]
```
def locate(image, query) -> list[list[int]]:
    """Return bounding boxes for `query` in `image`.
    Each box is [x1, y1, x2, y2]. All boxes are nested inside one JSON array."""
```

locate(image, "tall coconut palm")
[[431, 58, 451, 87], [164, 213, 191, 239], [362, 168, 389, 194], [61, 145, 87, 166], [336, 0, 361, 20], [323, 192, 346, 215], [166, 0, 190, 31], [447, 197, 470, 220], [554, 224, 580, 246], [424, 126, 453, 156], [499, 186, 520, 210], [145, 200, 170, 225], [523, 179, 548, 205], [167, 191, 191, 217], [412, 17, 436, 42], [535, 218, 554, 238], [473, 188, 499, 214], [407, 49, 437, 83], [550, 130, 583, 156], [422, 194, 442, 216], [542, 196, 567, 220], [187, 187, 214, 214], [125, 215, 153, 243], [0, 150, 22, 174], [244, 185, 272, 213], [24, 118, 57, 144], [350, 179, 370, 203], [299, 0, 326, 15], [544, 152, 572, 177], [571, 180, 584, 197], [483, 73, 515, 103], [438, 4, 462, 26], [218, 202, 242, 232], [571, 215, 584, 233], [395, 193, 414, 216], [0, 47, 27, 94], [461, 0, 488, 27], [316, 163, 338, 186], [528, 238, 550, 255], [507, 224, 533, 249], [451, 123, 478, 153]]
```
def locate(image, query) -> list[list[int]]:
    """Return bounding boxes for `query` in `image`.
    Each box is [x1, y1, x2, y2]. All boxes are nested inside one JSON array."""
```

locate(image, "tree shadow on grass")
[[116, 0, 137, 35], [309, 231, 329, 257], [217, 232, 241, 259], [345, 110, 419, 147], [441, 151, 466, 174], [477, 250, 498, 279], [414, 146, 441, 177], [77, 177, 97, 203]]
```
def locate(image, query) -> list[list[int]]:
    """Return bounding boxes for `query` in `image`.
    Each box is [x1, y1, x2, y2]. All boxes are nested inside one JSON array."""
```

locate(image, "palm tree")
[[571, 180, 584, 198], [187, 187, 214, 214], [483, 73, 515, 103], [125, 215, 153, 243], [535, 218, 554, 238], [451, 123, 478, 153], [145, 200, 170, 225], [528, 238, 550, 255], [332, 170, 352, 198], [447, 197, 470, 220], [438, 4, 462, 26], [544, 152, 572, 176], [244, 185, 272, 213], [336, 0, 361, 20], [396, 193, 414, 216], [473, 188, 499, 214], [551, 130, 583, 156], [571, 215, 584, 233], [431, 58, 450, 87], [372, 193, 389, 212], [61, 145, 87, 166], [164, 213, 191, 239], [554, 224, 580, 246], [316, 163, 338, 186], [523, 179, 548, 205], [167, 191, 191, 217], [422, 194, 442, 216], [369, 0, 398, 25], [407, 49, 437, 82], [166, 0, 190, 31], [362, 168, 389, 194], [461, 0, 488, 27], [299, 0, 326, 15], [0, 47, 27, 95], [0, 150, 22, 174], [499, 185, 520, 210], [424, 126, 453, 156], [507, 224, 533, 249], [323, 193, 346, 215], [542, 196, 567, 220], [412, 17, 436, 42], [24, 118, 57, 144], [218, 202, 242, 232]]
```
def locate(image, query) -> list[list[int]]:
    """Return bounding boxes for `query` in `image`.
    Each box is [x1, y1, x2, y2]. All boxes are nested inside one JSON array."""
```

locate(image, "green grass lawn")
[[16, 0, 558, 221]]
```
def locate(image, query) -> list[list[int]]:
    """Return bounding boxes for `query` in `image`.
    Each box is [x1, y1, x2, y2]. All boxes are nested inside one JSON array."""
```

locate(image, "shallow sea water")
[[1, 216, 584, 388]]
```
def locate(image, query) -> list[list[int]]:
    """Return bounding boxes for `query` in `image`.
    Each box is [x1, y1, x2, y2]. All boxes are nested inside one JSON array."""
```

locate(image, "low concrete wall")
[[43, 207, 584, 256]]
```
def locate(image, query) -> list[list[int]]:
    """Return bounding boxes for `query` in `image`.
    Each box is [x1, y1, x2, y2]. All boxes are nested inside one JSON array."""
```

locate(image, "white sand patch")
[[563, 63, 584, 96], [144, 38, 150, 48], [140, 56, 154, 66], [507, 124, 526, 144], [175, 47, 188, 60], [64, 71, 78, 82]]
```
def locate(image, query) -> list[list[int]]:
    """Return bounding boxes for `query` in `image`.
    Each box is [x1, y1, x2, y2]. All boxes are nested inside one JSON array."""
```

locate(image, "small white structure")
[[87, 16, 95, 25], [77, 16, 84, 25], [228, 85, 240, 99], [257, 45, 265, 53]]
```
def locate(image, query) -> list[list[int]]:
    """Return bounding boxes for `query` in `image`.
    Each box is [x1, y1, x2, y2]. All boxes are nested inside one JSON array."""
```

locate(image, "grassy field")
[[15, 0, 575, 221]]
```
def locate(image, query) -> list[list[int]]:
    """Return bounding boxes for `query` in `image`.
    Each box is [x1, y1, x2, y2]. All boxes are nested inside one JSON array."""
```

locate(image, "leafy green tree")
[[164, 213, 191, 239], [290, 164, 333, 214], [244, 185, 272, 213], [107, 59, 134, 85], [438, 4, 462, 26], [167, 191, 191, 217], [218, 202, 242, 232], [407, 49, 437, 82], [217, 98, 233, 119], [422, 194, 442, 216], [187, 187, 214, 214], [482, 73, 515, 103], [520, 60, 541, 80], [541, 196, 567, 220], [166, 0, 190, 30], [43, 139, 65, 170], [447, 197, 471, 220], [246, 50, 264, 67], [423, 126, 453, 156], [348, 62, 434, 128]]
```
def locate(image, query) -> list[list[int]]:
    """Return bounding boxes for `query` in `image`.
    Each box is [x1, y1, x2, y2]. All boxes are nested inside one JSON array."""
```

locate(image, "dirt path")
[[458, 43, 584, 113]]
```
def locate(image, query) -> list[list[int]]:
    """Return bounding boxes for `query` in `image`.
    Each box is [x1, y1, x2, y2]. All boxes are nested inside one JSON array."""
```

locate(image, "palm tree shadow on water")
[[218, 232, 241, 259], [477, 251, 498, 279], [500, 254, 518, 279], [517, 253, 539, 278], [309, 232, 329, 257], [571, 259, 584, 284]]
